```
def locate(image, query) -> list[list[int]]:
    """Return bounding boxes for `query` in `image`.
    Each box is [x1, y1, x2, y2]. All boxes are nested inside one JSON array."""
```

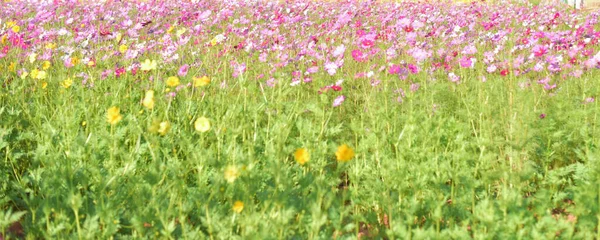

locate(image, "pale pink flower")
[[333, 95, 345, 107]]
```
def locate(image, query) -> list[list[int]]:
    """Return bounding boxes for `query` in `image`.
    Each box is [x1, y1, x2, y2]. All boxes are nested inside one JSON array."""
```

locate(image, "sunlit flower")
[[224, 165, 239, 183], [19, 71, 28, 79], [333, 95, 345, 107], [140, 59, 157, 71], [142, 90, 155, 109], [166, 76, 180, 87], [232, 201, 244, 213], [335, 144, 355, 162], [61, 78, 73, 88], [29, 53, 37, 63], [178, 64, 189, 77], [36, 70, 47, 80], [194, 117, 210, 132], [45, 43, 56, 50], [119, 44, 128, 54], [71, 57, 80, 66], [158, 121, 170, 136], [11, 25, 20, 33], [42, 61, 51, 70], [106, 106, 123, 125], [193, 76, 210, 87], [176, 28, 186, 37], [30, 69, 39, 79], [210, 34, 226, 46], [294, 148, 309, 165], [8, 62, 15, 72]]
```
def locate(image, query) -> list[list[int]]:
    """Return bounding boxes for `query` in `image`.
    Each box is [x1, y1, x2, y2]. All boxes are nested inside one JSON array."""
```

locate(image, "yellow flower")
[[165, 76, 180, 87], [210, 34, 226, 46], [335, 144, 355, 162], [81, 121, 87, 126], [41, 81, 47, 89], [167, 25, 174, 34], [116, 33, 122, 43], [71, 57, 80, 66], [19, 71, 28, 79], [1, 34, 7, 45], [194, 117, 210, 133], [224, 165, 239, 183], [294, 148, 309, 165], [11, 25, 20, 33], [158, 121, 170, 136], [140, 59, 157, 71], [106, 106, 123, 125], [45, 43, 56, 50], [6, 21, 15, 28], [42, 61, 51, 70], [36, 70, 47, 80], [28, 53, 37, 63], [119, 44, 128, 54], [8, 62, 15, 72], [87, 60, 95, 67], [193, 76, 211, 87], [176, 28, 186, 37], [232, 201, 244, 213], [30, 69, 39, 79], [142, 90, 155, 109], [61, 78, 73, 89]]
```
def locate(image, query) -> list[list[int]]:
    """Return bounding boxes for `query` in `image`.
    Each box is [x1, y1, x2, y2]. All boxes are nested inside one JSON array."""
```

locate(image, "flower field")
[[2, 0, 600, 238]]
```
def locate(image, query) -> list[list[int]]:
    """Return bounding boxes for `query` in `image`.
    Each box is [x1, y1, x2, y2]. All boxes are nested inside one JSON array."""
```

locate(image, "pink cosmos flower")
[[178, 64, 189, 77], [360, 39, 374, 49], [389, 64, 401, 74], [448, 72, 460, 83], [333, 44, 346, 57], [351, 49, 366, 62], [325, 62, 338, 75], [532, 45, 548, 57], [333, 95, 345, 107], [459, 57, 475, 68]]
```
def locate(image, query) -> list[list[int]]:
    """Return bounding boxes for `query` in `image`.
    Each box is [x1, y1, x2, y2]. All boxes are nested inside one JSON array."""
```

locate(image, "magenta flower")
[[115, 67, 126, 78], [360, 39, 374, 49], [459, 56, 475, 68], [351, 49, 366, 62], [532, 45, 548, 57], [407, 64, 419, 74], [389, 64, 401, 74]]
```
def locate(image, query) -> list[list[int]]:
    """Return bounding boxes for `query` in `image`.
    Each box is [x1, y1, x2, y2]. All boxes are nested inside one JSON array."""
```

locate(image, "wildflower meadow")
[[2, 0, 600, 238]]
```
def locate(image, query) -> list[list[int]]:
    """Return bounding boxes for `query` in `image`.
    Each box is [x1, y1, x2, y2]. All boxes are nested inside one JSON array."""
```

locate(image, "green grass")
[[3, 58, 600, 238]]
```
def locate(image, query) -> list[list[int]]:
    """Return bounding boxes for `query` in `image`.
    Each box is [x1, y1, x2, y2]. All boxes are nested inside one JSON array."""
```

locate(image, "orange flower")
[[335, 144, 355, 162], [294, 148, 309, 165], [232, 201, 244, 213]]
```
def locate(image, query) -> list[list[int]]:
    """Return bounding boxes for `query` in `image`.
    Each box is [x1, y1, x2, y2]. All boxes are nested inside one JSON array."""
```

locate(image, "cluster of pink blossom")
[[2, 0, 600, 103]]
